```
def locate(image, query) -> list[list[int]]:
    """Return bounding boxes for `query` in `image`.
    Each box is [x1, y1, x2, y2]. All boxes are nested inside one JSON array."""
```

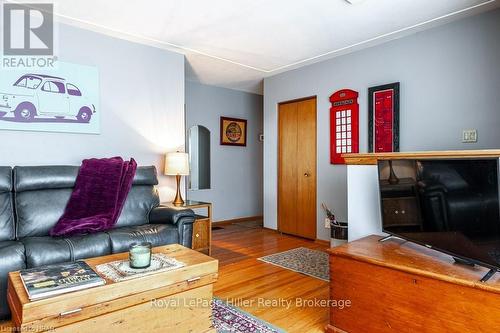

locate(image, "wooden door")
[[278, 97, 317, 239], [278, 102, 298, 236]]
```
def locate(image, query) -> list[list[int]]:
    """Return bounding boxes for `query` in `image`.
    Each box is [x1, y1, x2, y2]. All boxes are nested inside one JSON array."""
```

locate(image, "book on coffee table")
[[20, 261, 106, 300]]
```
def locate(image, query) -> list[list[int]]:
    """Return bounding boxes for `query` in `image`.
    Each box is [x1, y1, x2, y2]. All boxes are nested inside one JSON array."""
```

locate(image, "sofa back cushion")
[[0, 167, 15, 241], [14, 165, 159, 238]]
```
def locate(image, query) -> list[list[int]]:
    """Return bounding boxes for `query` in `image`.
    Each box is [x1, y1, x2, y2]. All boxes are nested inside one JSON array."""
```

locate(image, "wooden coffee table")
[[7, 244, 218, 332]]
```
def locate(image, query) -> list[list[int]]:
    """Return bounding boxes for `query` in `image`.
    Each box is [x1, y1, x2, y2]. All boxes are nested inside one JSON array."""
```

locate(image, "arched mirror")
[[188, 125, 211, 190]]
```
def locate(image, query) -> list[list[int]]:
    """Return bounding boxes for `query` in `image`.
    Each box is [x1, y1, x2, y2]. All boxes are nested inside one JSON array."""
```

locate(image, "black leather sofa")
[[0, 165, 195, 320]]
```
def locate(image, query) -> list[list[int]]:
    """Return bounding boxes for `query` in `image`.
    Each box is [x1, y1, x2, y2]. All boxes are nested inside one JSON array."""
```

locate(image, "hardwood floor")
[[212, 221, 329, 333]]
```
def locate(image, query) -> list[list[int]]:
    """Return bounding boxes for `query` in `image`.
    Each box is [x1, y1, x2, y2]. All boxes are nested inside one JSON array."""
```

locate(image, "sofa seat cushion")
[[22, 233, 111, 268], [106, 224, 179, 253], [0, 241, 26, 320]]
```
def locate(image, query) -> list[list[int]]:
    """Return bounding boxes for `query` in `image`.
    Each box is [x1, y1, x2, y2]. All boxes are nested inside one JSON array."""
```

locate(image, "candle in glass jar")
[[129, 242, 152, 268]]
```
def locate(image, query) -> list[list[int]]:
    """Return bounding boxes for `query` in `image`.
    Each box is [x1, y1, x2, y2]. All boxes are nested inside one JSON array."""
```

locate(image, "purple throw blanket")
[[50, 157, 137, 237]]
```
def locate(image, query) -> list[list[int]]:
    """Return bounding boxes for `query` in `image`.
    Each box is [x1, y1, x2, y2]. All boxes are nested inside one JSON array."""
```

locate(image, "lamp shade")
[[164, 152, 190, 176]]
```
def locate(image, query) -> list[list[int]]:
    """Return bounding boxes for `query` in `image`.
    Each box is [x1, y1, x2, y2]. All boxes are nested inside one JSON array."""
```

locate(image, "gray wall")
[[263, 9, 500, 240], [186, 81, 263, 222], [0, 23, 186, 201]]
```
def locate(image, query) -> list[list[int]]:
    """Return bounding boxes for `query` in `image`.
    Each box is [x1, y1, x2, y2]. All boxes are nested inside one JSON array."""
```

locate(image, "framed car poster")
[[368, 82, 400, 153], [0, 61, 99, 134], [220, 116, 247, 146]]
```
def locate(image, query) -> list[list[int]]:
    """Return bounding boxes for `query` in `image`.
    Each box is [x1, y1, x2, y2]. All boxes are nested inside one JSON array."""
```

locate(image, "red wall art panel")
[[368, 82, 400, 153], [330, 89, 359, 164]]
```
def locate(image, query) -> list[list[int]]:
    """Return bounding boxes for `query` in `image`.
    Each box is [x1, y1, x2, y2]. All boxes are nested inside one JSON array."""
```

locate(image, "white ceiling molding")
[[269, 0, 498, 74]]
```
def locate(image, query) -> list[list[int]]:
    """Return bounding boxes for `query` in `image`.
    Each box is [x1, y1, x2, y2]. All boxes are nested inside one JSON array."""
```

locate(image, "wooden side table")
[[162, 200, 212, 255]]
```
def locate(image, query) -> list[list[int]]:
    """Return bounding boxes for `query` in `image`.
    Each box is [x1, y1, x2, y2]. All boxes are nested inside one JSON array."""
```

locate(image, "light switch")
[[462, 129, 477, 143]]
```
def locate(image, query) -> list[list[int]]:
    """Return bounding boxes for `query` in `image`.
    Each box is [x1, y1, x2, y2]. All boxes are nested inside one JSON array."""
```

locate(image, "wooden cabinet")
[[163, 201, 212, 255], [380, 177, 422, 230], [326, 235, 500, 333], [381, 197, 420, 226], [193, 216, 211, 255]]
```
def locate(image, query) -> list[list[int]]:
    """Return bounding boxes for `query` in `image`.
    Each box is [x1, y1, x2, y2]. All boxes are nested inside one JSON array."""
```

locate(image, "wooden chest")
[[8, 244, 218, 332], [326, 235, 500, 333]]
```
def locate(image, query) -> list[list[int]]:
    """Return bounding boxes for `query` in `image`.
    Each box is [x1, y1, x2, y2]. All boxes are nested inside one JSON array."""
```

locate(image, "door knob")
[[304, 172, 311, 177]]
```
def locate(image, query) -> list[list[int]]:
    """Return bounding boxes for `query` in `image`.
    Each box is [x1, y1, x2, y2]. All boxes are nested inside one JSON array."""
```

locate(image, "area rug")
[[95, 253, 185, 282], [258, 247, 329, 282], [212, 298, 285, 333]]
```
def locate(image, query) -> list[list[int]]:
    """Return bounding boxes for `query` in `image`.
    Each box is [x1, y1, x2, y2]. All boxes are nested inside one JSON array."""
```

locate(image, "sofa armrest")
[[149, 206, 195, 248], [149, 206, 195, 225]]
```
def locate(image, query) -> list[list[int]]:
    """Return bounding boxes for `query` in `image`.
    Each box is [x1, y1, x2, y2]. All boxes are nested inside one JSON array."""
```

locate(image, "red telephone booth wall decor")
[[330, 89, 359, 164]]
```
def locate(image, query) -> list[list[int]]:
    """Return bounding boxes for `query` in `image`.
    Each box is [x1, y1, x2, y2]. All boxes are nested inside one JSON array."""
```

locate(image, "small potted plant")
[[321, 203, 348, 247]]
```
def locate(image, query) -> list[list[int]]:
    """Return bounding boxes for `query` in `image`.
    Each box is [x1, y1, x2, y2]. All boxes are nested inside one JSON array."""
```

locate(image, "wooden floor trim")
[[262, 226, 280, 233], [213, 215, 263, 226], [315, 239, 330, 247]]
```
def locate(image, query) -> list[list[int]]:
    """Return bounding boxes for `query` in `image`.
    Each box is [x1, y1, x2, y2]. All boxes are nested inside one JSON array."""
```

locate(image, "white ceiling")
[[18, 0, 500, 94]]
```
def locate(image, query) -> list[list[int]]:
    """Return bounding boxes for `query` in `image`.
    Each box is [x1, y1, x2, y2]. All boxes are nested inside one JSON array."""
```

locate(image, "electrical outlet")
[[325, 218, 331, 229], [462, 129, 477, 143]]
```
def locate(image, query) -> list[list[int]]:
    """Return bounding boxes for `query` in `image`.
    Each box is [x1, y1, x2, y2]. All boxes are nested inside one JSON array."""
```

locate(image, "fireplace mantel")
[[342, 149, 500, 165]]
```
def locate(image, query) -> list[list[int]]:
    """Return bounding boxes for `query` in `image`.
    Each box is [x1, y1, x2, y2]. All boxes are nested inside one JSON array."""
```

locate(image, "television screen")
[[378, 158, 500, 270]]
